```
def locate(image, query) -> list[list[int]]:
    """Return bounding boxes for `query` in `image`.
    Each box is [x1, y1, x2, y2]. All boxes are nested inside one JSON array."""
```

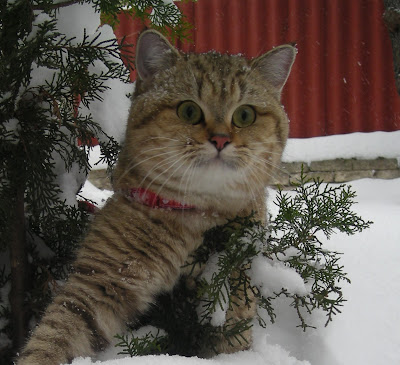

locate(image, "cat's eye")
[[232, 105, 256, 128], [177, 101, 203, 125]]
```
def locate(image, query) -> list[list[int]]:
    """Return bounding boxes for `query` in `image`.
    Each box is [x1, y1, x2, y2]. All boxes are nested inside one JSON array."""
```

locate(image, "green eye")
[[232, 105, 256, 128], [177, 101, 203, 125]]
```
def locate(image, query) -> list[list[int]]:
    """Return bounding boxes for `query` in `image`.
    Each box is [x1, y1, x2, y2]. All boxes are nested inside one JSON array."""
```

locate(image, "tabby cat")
[[17, 30, 296, 364]]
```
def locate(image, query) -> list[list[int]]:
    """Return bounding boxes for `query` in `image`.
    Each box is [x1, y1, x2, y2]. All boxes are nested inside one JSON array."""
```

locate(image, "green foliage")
[[194, 215, 260, 323], [265, 171, 372, 328], [100, 0, 193, 42], [115, 329, 168, 357], [115, 173, 372, 356], [121, 279, 215, 356]]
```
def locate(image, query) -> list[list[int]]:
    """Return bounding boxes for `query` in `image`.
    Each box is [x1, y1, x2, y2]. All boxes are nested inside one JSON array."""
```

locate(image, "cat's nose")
[[210, 134, 231, 151]]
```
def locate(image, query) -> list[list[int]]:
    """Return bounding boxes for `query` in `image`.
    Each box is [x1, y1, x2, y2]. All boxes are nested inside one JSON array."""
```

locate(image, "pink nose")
[[210, 134, 231, 151]]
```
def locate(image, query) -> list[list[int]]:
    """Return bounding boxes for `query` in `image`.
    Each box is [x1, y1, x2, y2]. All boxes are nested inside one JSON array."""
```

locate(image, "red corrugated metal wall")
[[114, 0, 400, 138]]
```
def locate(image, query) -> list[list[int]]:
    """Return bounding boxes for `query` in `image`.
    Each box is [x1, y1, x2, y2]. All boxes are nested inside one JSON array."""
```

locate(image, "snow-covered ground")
[[264, 177, 400, 365], [78, 132, 400, 365]]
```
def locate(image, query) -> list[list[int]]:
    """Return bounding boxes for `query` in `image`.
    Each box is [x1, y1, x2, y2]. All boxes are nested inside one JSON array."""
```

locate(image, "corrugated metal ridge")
[[114, 0, 400, 138]]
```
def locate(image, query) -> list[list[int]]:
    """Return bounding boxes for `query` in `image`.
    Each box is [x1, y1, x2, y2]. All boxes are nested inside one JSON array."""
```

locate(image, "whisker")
[[255, 156, 288, 177], [236, 165, 258, 211], [174, 157, 198, 224], [250, 138, 283, 145], [246, 155, 284, 183], [237, 158, 266, 192], [249, 160, 281, 182], [237, 160, 272, 217], [144, 151, 193, 193], [178, 155, 197, 201], [247, 147, 286, 157], [146, 136, 182, 143], [116, 148, 183, 185], [133, 143, 187, 161], [183, 158, 200, 208], [129, 145, 184, 165], [246, 153, 288, 175], [155, 151, 197, 199], [137, 150, 187, 190]]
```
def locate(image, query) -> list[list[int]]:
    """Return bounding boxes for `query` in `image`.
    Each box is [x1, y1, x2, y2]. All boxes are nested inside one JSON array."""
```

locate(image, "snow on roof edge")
[[282, 130, 400, 164]]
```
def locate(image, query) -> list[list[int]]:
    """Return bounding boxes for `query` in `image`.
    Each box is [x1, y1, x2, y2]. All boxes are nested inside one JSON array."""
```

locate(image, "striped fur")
[[17, 30, 295, 364]]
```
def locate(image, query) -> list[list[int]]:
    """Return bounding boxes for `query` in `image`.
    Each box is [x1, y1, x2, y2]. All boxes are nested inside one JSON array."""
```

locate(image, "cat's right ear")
[[251, 44, 297, 94], [136, 30, 180, 81]]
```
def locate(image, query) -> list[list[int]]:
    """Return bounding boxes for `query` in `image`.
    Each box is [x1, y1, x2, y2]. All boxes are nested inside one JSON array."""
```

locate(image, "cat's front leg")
[[16, 272, 127, 365], [199, 269, 257, 357], [17, 198, 192, 364], [16, 256, 172, 365]]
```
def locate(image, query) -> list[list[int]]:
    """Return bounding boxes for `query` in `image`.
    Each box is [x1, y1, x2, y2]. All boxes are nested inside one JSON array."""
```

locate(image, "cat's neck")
[[115, 184, 266, 228], [113, 173, 266, 222], [123, 187, 196, 210]]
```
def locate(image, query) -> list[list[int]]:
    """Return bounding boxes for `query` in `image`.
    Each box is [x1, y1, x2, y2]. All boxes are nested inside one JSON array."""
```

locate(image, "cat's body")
[[17, 30, 295, 364]]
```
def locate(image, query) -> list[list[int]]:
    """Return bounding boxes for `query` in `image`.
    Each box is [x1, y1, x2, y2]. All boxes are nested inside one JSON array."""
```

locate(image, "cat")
[[16, 29, 295, 364]]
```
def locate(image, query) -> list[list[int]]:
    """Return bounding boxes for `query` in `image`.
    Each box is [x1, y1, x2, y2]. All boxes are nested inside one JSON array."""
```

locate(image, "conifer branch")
[[116, 171, 372, 356], [32, 0, 83, 11]]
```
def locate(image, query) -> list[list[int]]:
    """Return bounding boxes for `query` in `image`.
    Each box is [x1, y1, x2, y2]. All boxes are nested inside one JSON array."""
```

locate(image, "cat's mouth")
[[199, 154, 237, 170]]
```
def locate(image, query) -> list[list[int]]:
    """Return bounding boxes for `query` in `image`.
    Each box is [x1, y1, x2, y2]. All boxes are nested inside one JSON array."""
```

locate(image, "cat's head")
[[114, 30, 295, 213]]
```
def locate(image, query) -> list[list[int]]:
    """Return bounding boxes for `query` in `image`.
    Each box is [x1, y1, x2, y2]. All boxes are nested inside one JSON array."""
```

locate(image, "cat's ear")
[[136, 29, 180, 81], [251, 44, 297, 93]]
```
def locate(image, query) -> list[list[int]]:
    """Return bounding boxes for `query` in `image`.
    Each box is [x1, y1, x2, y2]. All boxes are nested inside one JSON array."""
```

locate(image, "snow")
[[54, 156, 86, 207], [264, 178, 400, 365], [73, 348, 308, 365], [3, 118, 19, 140], [282, 130, 400, 164], [26, 13, 52, 42], [56, 2, 101, 41], [249, 255, 309, 298], [80, 180, 113, 208], [78, 23, 133, 144], [79, 73, 132, 144], [28, 61, 58, 90]]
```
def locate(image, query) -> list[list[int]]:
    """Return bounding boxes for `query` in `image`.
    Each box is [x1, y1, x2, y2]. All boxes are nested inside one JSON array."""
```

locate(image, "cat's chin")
[[187, 160, 248, 197], [198, 155, 237, 170]]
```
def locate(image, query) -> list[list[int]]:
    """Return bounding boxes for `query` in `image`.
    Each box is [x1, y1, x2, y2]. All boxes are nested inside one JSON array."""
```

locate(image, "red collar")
[[126, 188, 196, 210]]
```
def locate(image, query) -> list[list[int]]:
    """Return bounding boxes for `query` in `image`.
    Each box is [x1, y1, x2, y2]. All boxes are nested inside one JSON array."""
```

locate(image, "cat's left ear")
[[251, 44, 297, 93], [136, 29, 180, 81]]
